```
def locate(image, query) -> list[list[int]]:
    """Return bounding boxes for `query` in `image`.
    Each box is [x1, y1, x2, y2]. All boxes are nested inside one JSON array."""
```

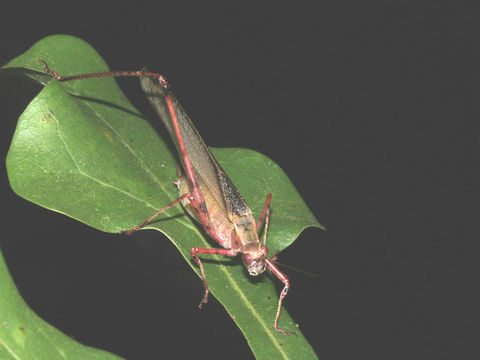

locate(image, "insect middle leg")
[[190, 247, 237, 307], [123, 193, 191, 235]]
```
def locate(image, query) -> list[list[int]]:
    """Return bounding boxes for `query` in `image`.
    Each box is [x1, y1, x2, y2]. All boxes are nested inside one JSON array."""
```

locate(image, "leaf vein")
[[51, 112, 161, 211], [0, 340, 21, 360], [87, 106, 171, 196]]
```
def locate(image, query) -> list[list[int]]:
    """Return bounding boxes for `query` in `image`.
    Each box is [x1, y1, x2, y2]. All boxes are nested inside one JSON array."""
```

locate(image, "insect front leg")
[[256, 193, 273, 231], [265, 258, 297, 336], [190, 247, 237, 307]]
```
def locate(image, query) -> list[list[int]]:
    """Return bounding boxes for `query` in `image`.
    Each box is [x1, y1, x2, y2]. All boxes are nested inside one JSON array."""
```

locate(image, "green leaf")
[[0, 248, 125, 360], [2, 35, 324, 360]]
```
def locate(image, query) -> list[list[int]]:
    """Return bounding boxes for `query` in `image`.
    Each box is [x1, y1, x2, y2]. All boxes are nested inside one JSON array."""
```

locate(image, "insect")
[[41, 61, 296, 335]]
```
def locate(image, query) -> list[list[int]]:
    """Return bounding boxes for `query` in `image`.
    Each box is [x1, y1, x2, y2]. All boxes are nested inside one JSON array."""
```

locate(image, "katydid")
[[41, 61, 296, 335]]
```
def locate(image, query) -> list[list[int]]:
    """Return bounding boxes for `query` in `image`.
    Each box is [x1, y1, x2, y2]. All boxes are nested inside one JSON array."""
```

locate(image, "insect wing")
[[139, 75, 251, 219]]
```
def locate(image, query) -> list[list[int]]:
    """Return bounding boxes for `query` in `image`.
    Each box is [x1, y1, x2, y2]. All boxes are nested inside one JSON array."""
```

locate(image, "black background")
[[1, 2, 478, 359]]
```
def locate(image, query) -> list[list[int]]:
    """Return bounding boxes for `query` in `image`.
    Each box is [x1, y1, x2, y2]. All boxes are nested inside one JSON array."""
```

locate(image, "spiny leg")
[[265, 258, 297, 335], [256, 193, 272, 231], [190, 247, 237, 307], [262, 208, 271, 246], [40, 60, 169, 85], [123, 193, 190, 235], [258, 194, 296, 334]]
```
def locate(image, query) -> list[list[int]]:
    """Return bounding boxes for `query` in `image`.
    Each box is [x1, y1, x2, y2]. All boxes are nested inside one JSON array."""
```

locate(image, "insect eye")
[[243, 253, 253, 265]]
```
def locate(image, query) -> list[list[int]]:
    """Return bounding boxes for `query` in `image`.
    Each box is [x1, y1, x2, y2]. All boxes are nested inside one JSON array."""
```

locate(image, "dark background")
[[1, 2, 478, 359]]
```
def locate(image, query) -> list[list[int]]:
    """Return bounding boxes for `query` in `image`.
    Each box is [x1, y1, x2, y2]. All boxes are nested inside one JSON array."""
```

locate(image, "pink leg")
[[41, 60, 169, 86], [123, 193, 190, 235], [190, 247, 237, 307], [256, 193, 273, 231], [262, 208, 271, 246], [265, 258, 297, 335]]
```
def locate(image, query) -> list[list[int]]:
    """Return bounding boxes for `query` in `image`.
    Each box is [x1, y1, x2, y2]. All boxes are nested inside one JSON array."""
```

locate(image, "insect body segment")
[[176, 174, 237, 250]]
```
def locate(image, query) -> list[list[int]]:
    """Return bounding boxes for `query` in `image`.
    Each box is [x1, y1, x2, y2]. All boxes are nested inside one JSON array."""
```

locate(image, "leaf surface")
[[2, 35, 324, 359]]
